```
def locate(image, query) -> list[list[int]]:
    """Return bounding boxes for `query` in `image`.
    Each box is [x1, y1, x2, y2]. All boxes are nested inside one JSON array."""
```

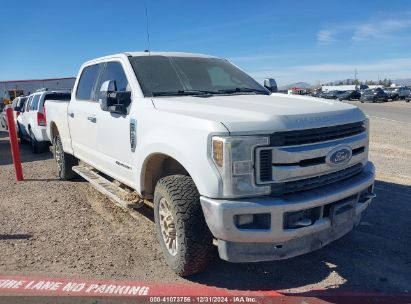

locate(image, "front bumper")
[[200, 162, 375, 262]]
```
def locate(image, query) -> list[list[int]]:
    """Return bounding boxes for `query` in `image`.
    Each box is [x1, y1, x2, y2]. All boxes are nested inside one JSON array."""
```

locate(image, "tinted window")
[[29, 95, 41, 111], [44, 92, 71, 101], [208, 66, 240, 87], [129, 56, 268, 97], [97, 62, 129, 92], [18, 97, 27, 108], [76, 64, 100, 101]]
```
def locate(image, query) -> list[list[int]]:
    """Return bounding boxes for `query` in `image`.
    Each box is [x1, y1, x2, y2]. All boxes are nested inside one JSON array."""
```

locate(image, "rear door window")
[[76, 64, 100, 101], [23, 96, 32, 112]]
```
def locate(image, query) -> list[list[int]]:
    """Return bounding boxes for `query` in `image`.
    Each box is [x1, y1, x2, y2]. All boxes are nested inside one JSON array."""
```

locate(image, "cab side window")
[[76, 64, 100, 101], [98, 62, 129, 92]]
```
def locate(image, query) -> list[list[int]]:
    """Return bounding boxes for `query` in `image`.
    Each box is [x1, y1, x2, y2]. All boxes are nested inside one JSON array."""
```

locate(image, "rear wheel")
[[154, 175, 215, 276], [53, 134, 78, 180]]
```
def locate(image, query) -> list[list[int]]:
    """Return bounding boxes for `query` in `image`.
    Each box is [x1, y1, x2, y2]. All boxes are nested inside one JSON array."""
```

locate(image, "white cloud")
[[228, 54, 284, 63], [248, 58, 411, 85], [293, 58, 411, 73], [317, 30, 337, 44], [316, 14, 411, 44]]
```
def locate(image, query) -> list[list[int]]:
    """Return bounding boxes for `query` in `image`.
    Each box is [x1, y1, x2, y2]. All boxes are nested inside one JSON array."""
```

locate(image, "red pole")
[[5, 106, 23, 181]]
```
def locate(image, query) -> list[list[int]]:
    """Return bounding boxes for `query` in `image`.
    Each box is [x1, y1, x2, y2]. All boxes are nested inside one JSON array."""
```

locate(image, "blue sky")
[[1, 0, 411, 85]]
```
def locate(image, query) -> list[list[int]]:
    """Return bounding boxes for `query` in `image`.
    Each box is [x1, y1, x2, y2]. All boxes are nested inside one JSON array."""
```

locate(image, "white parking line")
[[366, 115, 411, 125]]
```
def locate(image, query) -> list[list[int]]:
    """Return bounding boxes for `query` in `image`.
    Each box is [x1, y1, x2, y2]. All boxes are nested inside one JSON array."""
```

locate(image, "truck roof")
[[125, 51, 217, 58], [84, 51, 218, 66]]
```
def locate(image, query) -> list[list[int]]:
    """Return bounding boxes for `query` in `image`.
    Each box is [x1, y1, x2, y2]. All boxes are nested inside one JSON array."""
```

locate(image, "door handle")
[[87, 116, 97, 123], [68, 112, 74, 118]]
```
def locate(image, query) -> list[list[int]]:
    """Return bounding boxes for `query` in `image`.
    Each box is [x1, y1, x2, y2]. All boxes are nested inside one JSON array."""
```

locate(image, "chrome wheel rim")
[[55, 142, 63, 173], [159, 197, 178, 256]]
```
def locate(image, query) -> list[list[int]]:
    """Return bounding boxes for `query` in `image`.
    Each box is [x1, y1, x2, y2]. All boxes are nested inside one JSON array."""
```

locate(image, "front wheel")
[[154, 175, 215, 276], [53, 135, 78, 180]]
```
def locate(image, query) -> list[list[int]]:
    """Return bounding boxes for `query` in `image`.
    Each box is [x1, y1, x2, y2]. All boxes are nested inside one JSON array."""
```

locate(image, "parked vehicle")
[[383, 88, 399, 101], [45, 52, 375, 276], [397, 87, 411, 100], [0, 108, 7, 130], [321, 90, 340, 99], [17, 90, 71, 153], [360, 88, 388, 103], [11, 96, 28, 130], [336, 90, 361, 101]]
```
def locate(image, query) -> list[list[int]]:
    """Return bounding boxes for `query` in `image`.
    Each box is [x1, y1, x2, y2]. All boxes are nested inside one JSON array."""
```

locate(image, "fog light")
[[234, 213, 271, 230], [236, 214, 254, 226], [284, 207, 321, 229]]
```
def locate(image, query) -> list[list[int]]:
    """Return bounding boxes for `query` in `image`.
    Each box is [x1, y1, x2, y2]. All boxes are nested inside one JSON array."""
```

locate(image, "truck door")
[[68, 63, 101, 168], [94, 61, 134, 186]]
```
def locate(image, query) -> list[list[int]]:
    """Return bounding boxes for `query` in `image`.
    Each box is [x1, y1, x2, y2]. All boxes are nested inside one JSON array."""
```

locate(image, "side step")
[[72, 165, 144, 210]]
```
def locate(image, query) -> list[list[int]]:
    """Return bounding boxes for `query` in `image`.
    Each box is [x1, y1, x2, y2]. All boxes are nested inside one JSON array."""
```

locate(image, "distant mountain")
[[392, 78, 411, 86], [326, 79, 355, 86], [278, 82, 313, 90]]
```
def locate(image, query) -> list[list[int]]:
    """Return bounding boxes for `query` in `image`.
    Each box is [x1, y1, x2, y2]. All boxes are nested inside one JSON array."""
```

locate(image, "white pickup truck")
[[46, 52, 375, 276]]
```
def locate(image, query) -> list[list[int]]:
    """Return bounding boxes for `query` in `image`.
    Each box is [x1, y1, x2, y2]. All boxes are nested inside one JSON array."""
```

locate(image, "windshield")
[[129, 55, 269, 97]]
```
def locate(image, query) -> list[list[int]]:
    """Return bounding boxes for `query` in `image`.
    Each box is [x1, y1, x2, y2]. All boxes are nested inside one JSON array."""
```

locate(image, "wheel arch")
[[140, 153, 190, 199], [49, 121, 59, 140]]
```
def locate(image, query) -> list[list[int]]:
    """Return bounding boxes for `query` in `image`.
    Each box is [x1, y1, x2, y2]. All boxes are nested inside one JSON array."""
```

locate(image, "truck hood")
[[152, 93, 366, 134]]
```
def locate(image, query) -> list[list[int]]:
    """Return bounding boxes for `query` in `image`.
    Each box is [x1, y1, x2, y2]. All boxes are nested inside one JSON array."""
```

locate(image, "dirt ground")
[[0, 112, 410, 296]]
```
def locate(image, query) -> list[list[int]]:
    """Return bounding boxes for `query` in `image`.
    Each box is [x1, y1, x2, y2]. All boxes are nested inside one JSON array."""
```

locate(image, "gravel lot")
[[0, 102, 410, 296]]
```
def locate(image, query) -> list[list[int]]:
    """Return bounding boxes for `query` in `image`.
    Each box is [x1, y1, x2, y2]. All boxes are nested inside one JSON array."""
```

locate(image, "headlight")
[[211, 136, 270, 198], [363, 118, 369, 131]]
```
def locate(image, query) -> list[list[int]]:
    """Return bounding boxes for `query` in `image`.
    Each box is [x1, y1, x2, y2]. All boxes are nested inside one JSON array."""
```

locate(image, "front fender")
[[133, 113, 228, 197], [136, 137, 221, 198]]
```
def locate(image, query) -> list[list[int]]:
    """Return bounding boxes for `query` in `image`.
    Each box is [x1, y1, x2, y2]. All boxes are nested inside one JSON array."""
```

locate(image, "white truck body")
[[17, 90, 70, 152], [45, 52, 375, 273]]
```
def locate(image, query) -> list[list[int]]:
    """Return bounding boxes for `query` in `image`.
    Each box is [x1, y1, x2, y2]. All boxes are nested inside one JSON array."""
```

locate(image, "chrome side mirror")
[[264, 78, 278, 93], [99, 80, 131, 115], [99, 80, 117, 111]]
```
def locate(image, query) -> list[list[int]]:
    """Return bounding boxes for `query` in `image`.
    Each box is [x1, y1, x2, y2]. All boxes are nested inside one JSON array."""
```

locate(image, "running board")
[[72, 165, 144, 210]]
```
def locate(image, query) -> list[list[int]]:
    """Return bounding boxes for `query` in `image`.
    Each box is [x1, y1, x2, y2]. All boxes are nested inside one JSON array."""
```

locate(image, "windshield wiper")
[[217, 88, 269, 95], [152, 90, 217, 97]]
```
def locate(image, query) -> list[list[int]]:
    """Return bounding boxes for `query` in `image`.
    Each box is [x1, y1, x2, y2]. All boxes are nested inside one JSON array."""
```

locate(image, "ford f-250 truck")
[[45, 52, 375, 276]]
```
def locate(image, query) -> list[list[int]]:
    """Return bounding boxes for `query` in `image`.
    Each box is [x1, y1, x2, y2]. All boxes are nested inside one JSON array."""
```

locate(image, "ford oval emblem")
[[326, 146, 352, 166]]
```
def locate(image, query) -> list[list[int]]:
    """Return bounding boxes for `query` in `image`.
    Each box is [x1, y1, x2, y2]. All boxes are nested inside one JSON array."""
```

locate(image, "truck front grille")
[[259, 149, 272, 182], [257, 120, 368, 195], [270, 163, 363, 195], [270, 121, 365, 146]]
